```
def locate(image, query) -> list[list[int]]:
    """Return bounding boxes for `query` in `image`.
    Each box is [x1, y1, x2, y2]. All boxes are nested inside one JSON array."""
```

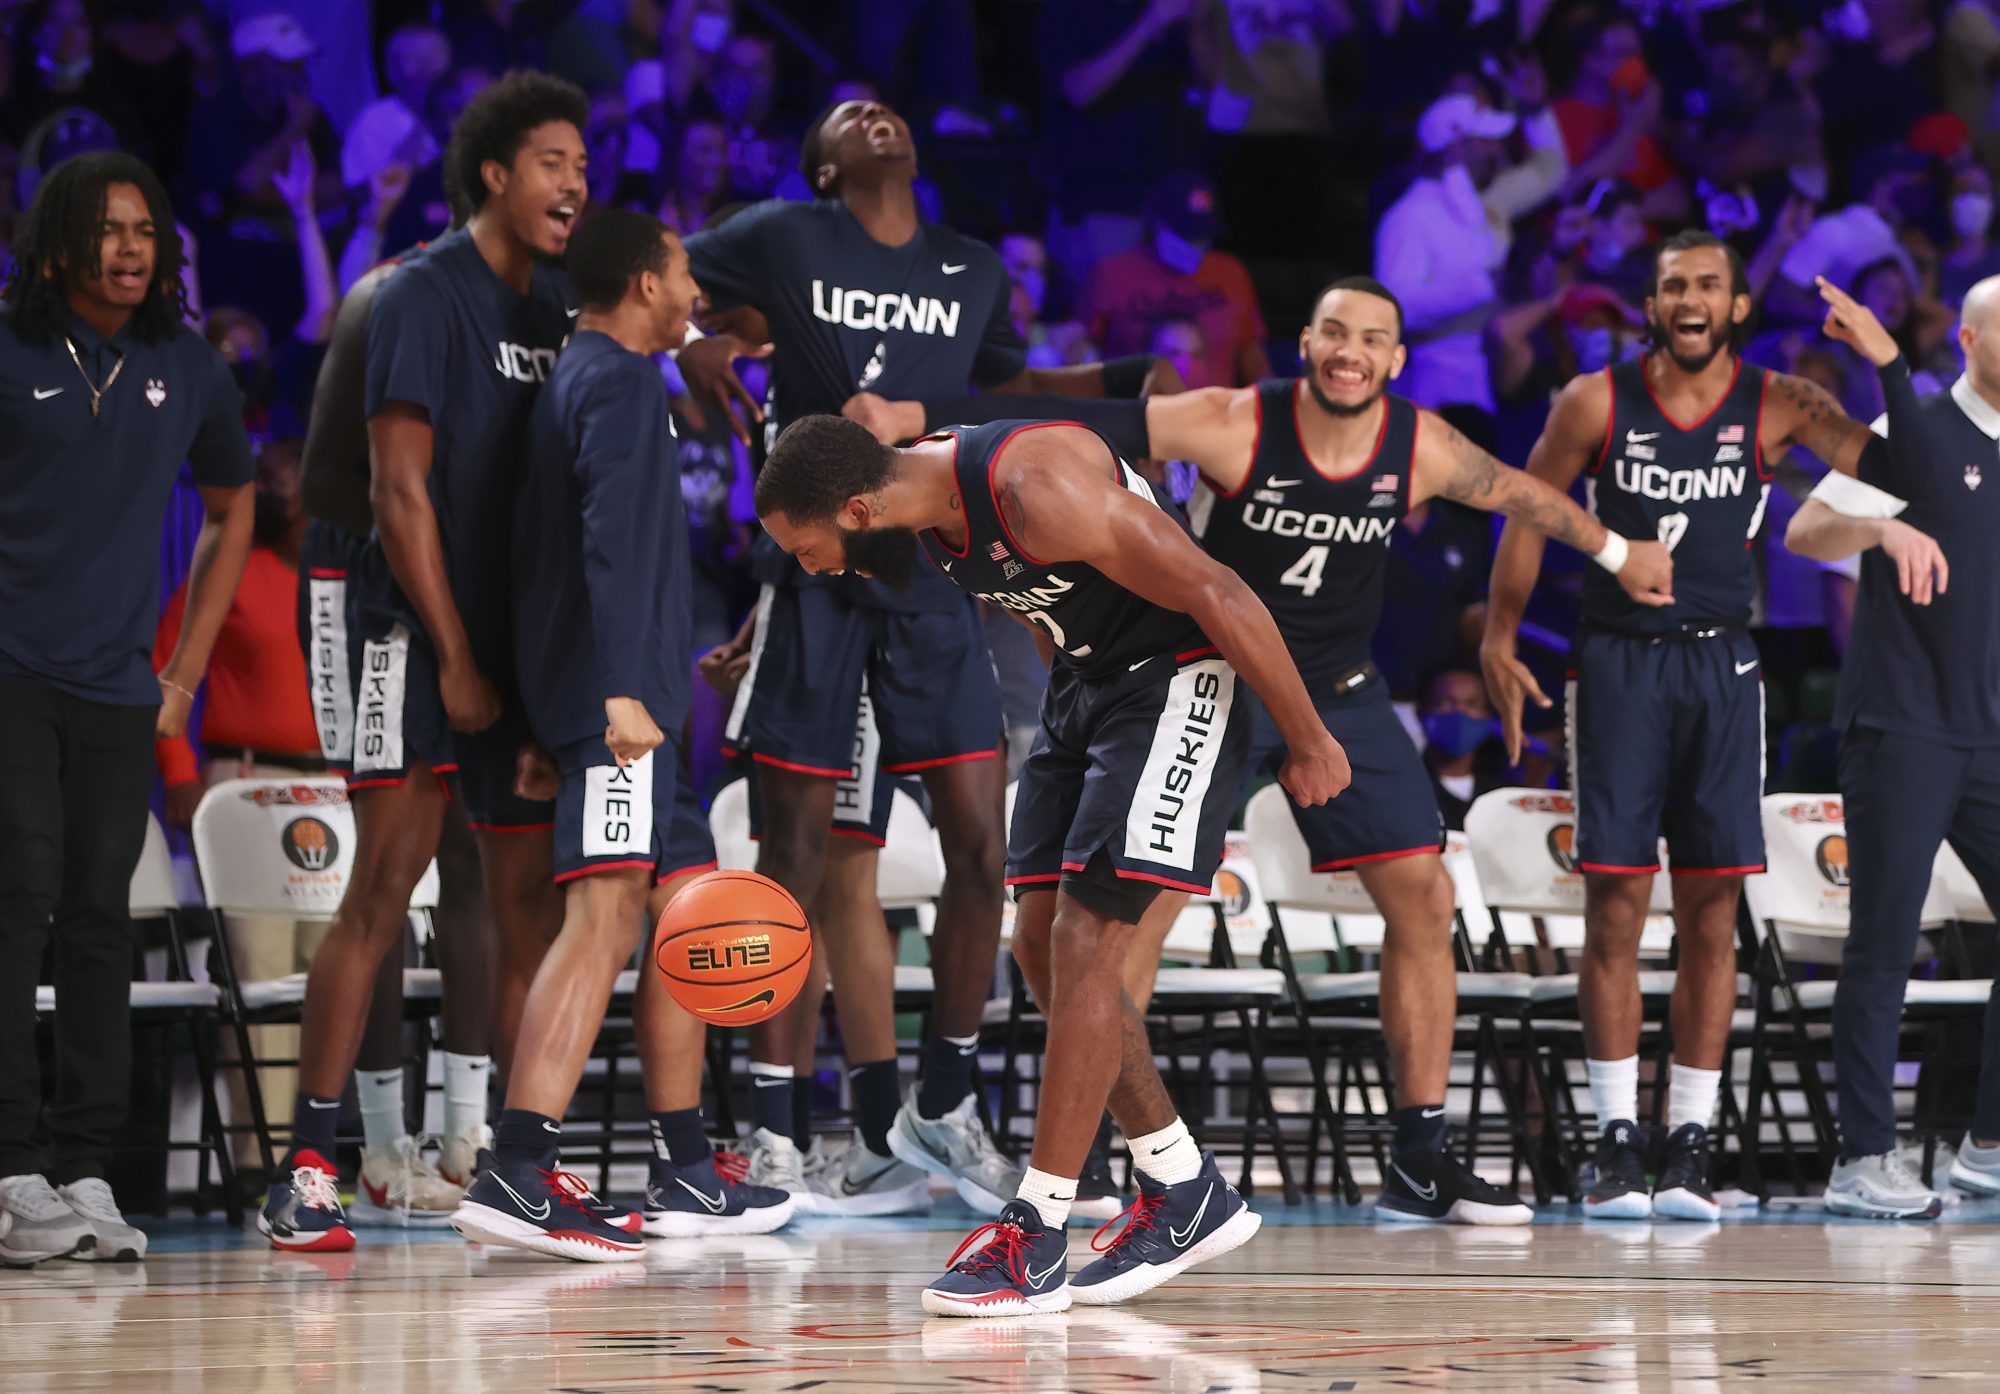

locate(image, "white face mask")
[[1954, 192, 1994, 240], [1153, 226, 1207, 276], [690, 12, 732, 52]]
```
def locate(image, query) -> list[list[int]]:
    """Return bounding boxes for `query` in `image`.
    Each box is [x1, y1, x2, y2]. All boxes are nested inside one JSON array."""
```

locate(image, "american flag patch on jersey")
[[989, 540, 1010, 562], [1373, 475, 1399, 492], [1717, 424, 1745, 443]]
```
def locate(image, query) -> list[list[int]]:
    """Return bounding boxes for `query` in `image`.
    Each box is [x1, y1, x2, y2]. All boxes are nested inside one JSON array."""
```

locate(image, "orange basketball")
[[652, 870, 812, 1025]]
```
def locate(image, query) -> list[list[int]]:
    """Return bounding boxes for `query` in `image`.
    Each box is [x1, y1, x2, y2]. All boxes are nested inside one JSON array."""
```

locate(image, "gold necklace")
[[64, 336, 126, 418]]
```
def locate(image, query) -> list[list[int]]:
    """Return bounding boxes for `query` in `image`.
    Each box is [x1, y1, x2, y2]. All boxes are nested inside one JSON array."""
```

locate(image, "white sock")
[[1586, 1055, 1639, 1130], [443, 1053, 492, 1142], [1017, 1167, 1074, 1229], [1130, 1117, 1202, 1186], [1666, 1061, 1722, 1132], [356, 1067, 404, 1152]]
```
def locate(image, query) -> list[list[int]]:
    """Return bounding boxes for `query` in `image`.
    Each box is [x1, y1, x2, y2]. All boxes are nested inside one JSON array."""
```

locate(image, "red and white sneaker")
[[451, 1155, 644, 1262], [258, 1151, 356, 1253]]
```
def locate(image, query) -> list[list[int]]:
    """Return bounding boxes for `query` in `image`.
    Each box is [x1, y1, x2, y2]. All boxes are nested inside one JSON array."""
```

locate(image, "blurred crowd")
[[10, 0, 1992, 813]]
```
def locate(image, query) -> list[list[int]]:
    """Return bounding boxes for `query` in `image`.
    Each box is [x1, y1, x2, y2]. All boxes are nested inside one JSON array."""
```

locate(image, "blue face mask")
[[1153, 226, 1208, 276], [1572, 325, 1618, 373], [1423, 710, 1492, 758]]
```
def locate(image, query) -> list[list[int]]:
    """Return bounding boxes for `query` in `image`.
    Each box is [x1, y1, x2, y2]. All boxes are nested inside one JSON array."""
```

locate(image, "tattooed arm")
[[1762, 370, 1883, 477], [1414, 407, 1674, 603]]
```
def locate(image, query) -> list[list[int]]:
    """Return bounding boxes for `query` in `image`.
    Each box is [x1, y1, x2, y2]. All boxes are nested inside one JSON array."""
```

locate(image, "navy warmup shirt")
[[514, 331, 692, 749], [363, 226, 576, 675], [0, 308, 252, 704], [1819, 372, 2000, 745], [685, 198, 1026, 612]]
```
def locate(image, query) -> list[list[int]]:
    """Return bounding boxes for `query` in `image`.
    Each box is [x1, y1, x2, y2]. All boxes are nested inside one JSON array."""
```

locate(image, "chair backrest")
[[129, 813, 179, 916], [1935, 842, 1996, 926], [1747, 793, 1952, 937], [1243, 783, 1377, 913], [192, 778, 438, 919], [1463, 788, 1672, 917], [710, 777, 755, 872], [878, 787, 945, 909]]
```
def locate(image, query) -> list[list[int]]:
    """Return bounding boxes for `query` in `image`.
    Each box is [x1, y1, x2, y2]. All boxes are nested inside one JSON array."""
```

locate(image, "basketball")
[[651, 870, 812, 1025]]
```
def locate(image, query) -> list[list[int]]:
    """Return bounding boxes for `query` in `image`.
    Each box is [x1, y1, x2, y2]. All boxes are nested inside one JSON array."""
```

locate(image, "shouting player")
[[1483, 231, 1908, 1221], [756, 413, 1347, 1316]]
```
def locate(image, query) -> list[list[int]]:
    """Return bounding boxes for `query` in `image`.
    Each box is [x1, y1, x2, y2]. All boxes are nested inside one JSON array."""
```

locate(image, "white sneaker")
[[55, 1178, 146, 1261], [808, 1140, 931, 1217], [352, 1136, 464, 1226], [742, 1128, 814, 1213], [0, 1174, 94, 1264], [1895, 1137, 1960, 1201], [885, 1090, 1023, 1215], [1825, 1151, 1944, 1219], [437, 1126, 490, 1189], [1949, 1136, 2000, 1196]]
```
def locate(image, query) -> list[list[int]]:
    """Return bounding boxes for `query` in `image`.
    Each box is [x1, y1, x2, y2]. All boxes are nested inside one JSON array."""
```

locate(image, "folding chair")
[[1741, 793, 1972, 1191], [192, 779, 440, 1172]]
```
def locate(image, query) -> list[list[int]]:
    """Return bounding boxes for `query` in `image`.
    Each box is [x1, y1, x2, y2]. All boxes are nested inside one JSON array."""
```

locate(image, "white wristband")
[[1592, 531, 1629, 575]]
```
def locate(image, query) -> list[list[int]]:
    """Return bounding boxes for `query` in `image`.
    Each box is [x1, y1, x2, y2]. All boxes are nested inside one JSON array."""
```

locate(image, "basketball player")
[[448, 210, 794, 1259], [756, 413, 1348, 1315], [675, 98, 1126, 1214], [295, 240, 493, 1224], [261, 72, 591, 1251], [1483, 232, 1908, 1222]]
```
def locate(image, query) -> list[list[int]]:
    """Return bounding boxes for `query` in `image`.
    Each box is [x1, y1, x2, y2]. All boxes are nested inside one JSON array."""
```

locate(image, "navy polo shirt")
[[1822, 372, 2000, 745], [0, 308, 252, 705]]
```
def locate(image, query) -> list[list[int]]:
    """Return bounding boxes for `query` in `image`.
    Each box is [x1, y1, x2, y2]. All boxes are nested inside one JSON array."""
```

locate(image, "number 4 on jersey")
[[1280, 545, 1329, 597]]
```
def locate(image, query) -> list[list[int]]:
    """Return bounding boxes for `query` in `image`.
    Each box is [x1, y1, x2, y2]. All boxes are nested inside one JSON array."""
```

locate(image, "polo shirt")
[[0, 307, 252, 704]]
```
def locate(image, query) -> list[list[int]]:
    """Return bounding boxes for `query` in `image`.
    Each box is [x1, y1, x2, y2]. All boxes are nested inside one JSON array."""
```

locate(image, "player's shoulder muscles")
[[991, 423, 1123, 563], [1530, 368, 1614, 486], [1147, 385, 1259, 493]]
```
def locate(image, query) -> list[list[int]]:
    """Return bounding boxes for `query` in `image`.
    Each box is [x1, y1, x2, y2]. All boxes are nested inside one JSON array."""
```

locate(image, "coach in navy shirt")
[[0, 152, 253, 1261], [1789, 276, 2000, 1210]]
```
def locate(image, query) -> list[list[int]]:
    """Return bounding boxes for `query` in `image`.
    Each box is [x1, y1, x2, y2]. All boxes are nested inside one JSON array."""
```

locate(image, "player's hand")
[[1615, 539, 1676, 607], [841, 391, 925, 445], [438, 659, 503, 733], [514, 742, 560, 801], [165, 779, 203, 831], [696, 638, 751, 697], [1480, 639, 1551, 765], [676, 333, 773, 445], [156, 674, 195, 739], [1816, 276, 1901, 367], [1878, 517, 1948, 605], [604, 697, 664, 766], [1277, 733, 1351, 808]]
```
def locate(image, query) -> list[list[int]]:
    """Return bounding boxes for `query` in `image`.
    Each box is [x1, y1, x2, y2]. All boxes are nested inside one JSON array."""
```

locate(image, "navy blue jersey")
[[1189, 379, 1413, 683], [686, 198, 1026, 613], [916, 421, 1202, 680], [362, 226, 576, 674], [0, 308, 252, 703], [513, 331, 691, 750], [1583, 356, 1773, 633]]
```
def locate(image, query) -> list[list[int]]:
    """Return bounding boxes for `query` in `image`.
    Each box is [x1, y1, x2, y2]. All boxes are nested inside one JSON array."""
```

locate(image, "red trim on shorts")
[[469, 821, 556, 833], [1579, 861, 1662, 874], [751, 751, 852, 778], [306, 567, 348, 578], [884, 748, 999, 773], [1114, 867, 1213, 894], [1005, 872, 1061, 885], [830, 827, 888, 846], [1176, 644, 1220, 664], [1060, 860, 1088, 872], [345, 776, 404, 791], [1313, 844, 1440, 871], [554, 858, 655, 884], [1671, 863, 1765, 877], [656, 860, 719, 885], [431, 763, 460, 775]]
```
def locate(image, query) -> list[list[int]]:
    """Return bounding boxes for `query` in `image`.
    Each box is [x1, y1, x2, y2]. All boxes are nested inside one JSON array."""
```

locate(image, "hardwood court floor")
[[6, 1198, 2000, 1393]]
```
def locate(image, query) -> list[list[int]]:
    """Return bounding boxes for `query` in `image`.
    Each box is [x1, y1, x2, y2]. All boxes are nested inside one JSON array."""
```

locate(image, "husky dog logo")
[[144, 378, 166, 407], [1967, 463, 1983, 491], [1815, 835, 1850, 889], [1547, 822, 1579, 874], [282, 816, 339, 871]]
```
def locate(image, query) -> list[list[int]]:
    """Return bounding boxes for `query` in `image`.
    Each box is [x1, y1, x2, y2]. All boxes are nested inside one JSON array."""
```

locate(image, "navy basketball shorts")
[[1566, 628, 1766, 875], [745, 682, 900, 844], [1008, 649, 1251, 921], [722, 581, 1002, 780], [1242, 676, 1444, 870], [551, 739, 719, 885], [297, 521, 367, 772], [454, 705, 559, 831]]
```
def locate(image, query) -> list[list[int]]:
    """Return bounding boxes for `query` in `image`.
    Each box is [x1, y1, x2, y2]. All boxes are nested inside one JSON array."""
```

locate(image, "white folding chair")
[[192, 778, 441, 1168]]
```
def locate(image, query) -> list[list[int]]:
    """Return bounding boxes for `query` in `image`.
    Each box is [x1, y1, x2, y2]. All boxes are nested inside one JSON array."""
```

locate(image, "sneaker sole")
[[1376, 1196, 1533, 1227], [0, 1230, 94, 1265], [1584, 1192, 1653, 1220], [450, 1202, 645, 1261], [804, 1181, 933, 1218], [1651, 1186, 1721, 1222], [886, 1120, 1011, 1215], [1948, 1162, 2000, 1197], [922, 1281, 1073, 1318], [349, 1195, 460, 1228], [642, 1195, 798, 1237], [1823, 1191, 1943, 1220], [256, 1214, 355, 1253], [68, 1230, 146, 1261], [1069, 1205, 1262, 1306]]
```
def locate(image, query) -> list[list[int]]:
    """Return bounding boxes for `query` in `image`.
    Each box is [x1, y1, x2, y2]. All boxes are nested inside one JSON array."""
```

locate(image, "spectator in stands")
[[1666, 24, 1823, 249], [711, 30, 788, 200], [1146, 313, 1205, 390], [336, 69, 488, 292], [1534, 179, 1655, 306], [1081, 171, 1269, 389], [1551, 14, 1684, 222], [1814, 0, 1939, 178], [1769, 145, 1930, 325], [1942, 165, 2000, 305], [1418, 666, 1507, 831], [0, 0, 149, 157], [654, 0, 739, 122], [340, 24, 452, 193], [1375, 90, 1567, 416], [657, 109, 731, 236], [98, 1, 219, 190], [1831, 256, 1952, 420], [1375, 482, 1494, 706], [1944, 0, 2000, 177]]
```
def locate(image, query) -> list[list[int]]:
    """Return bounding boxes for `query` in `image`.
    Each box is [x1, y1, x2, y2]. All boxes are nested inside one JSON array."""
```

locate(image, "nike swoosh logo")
[[1420, 1106, 1446, 1119], [1130, 658, 1154, 672], [713, 989, 777, 1014], [493, 1173, 551, 1220], [942, 263, 967, 275], [1168, 1186, 1213, 1246], [941, 558, 954, 571], [542, 1121, 561, 1133], [1735, 659, 1759, 675], [1626, 430, 1660, 442], [753, 1077, 788, 1089], [1264, 477, 1300, 488], [677, 1178, 728, 1213], [956, 1044, 979, 1057], [1390, 1161, 1438, 1201], [306, 1098, 341, 1110], [566, 308, 580, 317], [1024, 1254, 1065, 1286], [372, 1074, 400, 1086], [33, 387, 62, 400]]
